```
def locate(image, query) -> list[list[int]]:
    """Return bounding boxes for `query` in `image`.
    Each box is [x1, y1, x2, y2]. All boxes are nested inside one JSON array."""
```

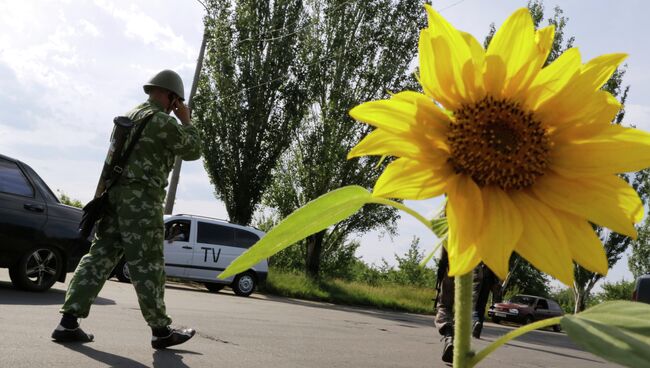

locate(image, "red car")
[[488, 294, 564, 332]]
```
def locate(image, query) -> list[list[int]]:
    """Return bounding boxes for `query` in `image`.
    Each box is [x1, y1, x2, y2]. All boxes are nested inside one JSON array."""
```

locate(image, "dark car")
[[0, 154, 90, 291], [488, 294, 564, 332], [633, 275, 650, 304]]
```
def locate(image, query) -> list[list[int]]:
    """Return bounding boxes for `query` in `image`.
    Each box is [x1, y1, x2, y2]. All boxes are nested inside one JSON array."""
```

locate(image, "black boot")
[[472, 320, 483, 339], [51, 325, 94, 343], [441, 334, 454, 363], [151, 326, 196, 349]]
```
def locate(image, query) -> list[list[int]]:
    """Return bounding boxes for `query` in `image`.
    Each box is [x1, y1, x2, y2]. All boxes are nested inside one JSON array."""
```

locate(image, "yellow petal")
[[483, 54, 507, 97], [430, 35, 466, 108], [551, 91, 622, 143], [348, 129, 446, 161], [418, 29, 446, 104], [581, 53, 628, 92], [487, 8, 537, 86], [551, 125, 650, 177], [505, 25, 555, 99], [372, 158, 451, 200], [555, 211, 608, 275], [446, 174, 483, 257], [526, 48, 582, 109], [532, 174, 641, 238], [536, 53, 627, 128], [424, 4, 472, 103], [476, 186, 522, 280], [510, 191, 574, 286], [458, 31, 486, 100], [447, 244, 481, 277], [349, 97, 447, 137], [390, 91, 452, 136]]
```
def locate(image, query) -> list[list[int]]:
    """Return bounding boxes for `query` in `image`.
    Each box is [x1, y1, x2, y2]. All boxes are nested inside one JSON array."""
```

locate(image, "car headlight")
[[509, 309, 519, 314]]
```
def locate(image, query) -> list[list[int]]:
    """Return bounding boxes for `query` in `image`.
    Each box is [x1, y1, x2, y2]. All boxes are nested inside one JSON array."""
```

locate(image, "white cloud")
[[93, 0, 195, 58]]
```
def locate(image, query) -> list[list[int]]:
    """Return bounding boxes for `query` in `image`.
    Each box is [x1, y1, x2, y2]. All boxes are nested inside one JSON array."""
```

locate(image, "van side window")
[[235, 229, 260, 248], [197, 222, 236, 246], [536, 299, 549, 309], [0, 159, 34, 197], [165, 220, 191, 242]]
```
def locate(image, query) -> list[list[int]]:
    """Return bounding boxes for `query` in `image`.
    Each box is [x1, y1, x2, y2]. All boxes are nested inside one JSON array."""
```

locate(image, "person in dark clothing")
[[434, 247, 502, 363]]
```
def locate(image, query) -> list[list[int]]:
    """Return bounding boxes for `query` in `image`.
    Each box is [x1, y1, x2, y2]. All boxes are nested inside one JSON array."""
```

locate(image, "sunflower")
[[348, 6, 650, 285]]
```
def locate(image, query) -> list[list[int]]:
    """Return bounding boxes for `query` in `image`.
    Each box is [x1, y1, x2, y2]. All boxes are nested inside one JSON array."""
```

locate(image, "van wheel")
[[232, 272, 256, 297], [9, 246, 63, 292], [204, 283, 225, 293], [114, 258, 131, 283], [491, 317, 501, 324]]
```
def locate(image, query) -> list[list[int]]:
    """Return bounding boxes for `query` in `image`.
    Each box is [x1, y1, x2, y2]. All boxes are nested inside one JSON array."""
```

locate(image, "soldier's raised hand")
[[172, 100, 191, 125]]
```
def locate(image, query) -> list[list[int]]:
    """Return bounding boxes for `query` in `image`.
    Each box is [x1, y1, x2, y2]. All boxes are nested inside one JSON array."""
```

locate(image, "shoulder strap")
[[106, 113, 155, 191]]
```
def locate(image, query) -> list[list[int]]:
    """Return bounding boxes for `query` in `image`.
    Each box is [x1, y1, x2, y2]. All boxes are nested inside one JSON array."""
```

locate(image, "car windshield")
[[509, 296, 536, 306]]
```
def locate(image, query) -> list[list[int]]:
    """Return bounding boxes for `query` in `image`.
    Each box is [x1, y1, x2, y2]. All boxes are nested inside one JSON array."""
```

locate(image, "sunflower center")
[[447, 97, 550, 190]]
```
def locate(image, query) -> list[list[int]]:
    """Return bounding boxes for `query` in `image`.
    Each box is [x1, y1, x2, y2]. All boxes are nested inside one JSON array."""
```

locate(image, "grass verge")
[[259, 269, 435, 315]]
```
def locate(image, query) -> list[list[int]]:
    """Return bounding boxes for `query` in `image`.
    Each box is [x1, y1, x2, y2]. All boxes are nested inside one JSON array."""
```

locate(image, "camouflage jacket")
[[115, 99, 201, 190]]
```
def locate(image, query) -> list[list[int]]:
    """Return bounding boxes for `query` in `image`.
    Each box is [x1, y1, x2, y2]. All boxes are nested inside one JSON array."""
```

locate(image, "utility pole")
[[164, 28, 208, 214]]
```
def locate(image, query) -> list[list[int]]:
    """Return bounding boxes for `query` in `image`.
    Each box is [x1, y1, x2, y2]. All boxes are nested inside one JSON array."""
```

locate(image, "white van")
[[111, 214, 268, 297]]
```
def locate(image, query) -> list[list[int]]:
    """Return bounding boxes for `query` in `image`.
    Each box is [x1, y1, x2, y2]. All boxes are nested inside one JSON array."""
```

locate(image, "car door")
[[163, 219, 194, 278], [0, 158, 47, 265], [534, 298, 550, 320], [191, 221, 236, 281]]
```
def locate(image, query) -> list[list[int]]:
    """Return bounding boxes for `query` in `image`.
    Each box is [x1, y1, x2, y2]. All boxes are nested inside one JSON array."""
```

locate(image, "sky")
[[1, 0, 648, 292]]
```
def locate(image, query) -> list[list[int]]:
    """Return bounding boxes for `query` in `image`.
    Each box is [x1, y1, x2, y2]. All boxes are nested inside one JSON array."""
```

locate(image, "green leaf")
[[430, 216, 448, 239], [561, 301, 650, 368], [219, 186, 373, 279]]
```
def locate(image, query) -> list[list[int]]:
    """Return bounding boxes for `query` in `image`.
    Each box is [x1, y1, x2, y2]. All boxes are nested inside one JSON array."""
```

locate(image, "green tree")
[[629, 219, 650, 278], [263, 0, 425, 278], [501, 254, 550, 297], [597, 279, 635, 302], [57, 190, 83, 208], [193, 0, 310, 225]]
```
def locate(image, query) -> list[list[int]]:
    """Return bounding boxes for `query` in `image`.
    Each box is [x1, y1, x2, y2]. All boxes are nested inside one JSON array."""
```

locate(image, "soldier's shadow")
[[60, 343, 149, 367], [153, 349, 201, 368]]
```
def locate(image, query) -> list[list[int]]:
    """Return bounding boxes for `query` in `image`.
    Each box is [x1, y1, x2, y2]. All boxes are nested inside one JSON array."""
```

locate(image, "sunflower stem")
[[468, 316, 563, 367], [453, 272, 473, 368]]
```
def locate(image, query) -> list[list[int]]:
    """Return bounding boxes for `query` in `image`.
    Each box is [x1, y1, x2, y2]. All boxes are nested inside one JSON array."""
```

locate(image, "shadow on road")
[[0, 280, 115, 306], [501, 341, 606, 364], [60, 343, 150, 367], [262, 293, 435, 328], [152, 349, 202, 368], [480, 324, 604, 362]]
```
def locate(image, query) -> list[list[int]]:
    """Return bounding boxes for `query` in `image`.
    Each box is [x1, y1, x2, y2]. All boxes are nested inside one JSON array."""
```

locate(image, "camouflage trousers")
[[60, 183, 172, 328], [434, 262, 500, 336]]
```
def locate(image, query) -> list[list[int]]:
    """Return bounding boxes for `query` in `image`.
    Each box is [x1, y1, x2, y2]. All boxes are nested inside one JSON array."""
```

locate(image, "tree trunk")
[[306, 231, 326, 279], [164, 29, 208, 214], [573, 286, 586, 314]]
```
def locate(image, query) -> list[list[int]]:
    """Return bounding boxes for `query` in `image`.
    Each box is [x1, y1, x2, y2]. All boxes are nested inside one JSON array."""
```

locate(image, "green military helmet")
[[143, 69, 185, 101]]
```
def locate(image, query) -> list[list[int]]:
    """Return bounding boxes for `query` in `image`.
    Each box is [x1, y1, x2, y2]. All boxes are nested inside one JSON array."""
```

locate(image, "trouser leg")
[[121, 224, 171, 327], [115, 185, 171, 328], [434, 248, 454, 336], [60, 210, 123, 318]]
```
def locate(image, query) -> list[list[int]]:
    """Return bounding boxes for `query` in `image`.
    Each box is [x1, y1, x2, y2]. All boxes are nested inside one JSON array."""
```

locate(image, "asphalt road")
[[0, 269, 622, 368]]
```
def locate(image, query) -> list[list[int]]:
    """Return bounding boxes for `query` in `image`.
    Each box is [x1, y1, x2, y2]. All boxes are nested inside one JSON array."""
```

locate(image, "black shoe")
[[441, 334, 454, 363], [51, 324, 94, 343], [472, 321, 483, 339], [151, 327, 196, 349]]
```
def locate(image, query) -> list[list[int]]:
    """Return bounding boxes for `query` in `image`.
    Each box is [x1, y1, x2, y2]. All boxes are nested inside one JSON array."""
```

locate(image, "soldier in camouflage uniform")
[[434, 247, 501, 363], [52, 70, 201, 349]]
